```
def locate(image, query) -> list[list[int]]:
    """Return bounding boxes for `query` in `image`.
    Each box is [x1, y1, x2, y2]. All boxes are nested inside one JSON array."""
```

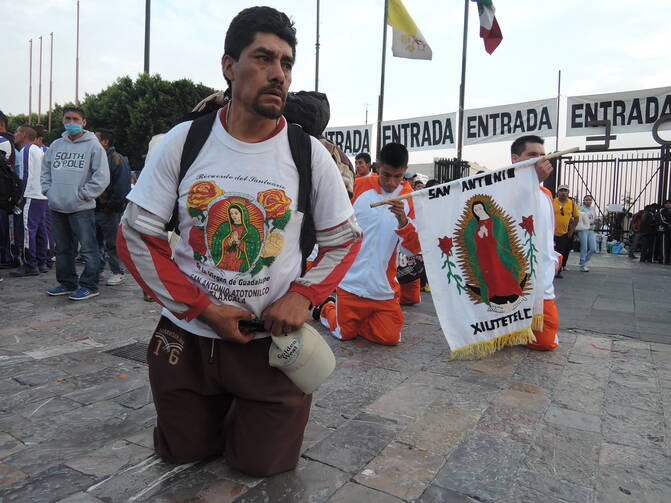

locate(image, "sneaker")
[[580, 265, 589, 272], [106, 273, 125, 286], [10, 265, 40, 277], [312, 296, 336, 321], [39, 264, 49, 273], [68, 287, 100, 301], [47, 285, 75, 296]]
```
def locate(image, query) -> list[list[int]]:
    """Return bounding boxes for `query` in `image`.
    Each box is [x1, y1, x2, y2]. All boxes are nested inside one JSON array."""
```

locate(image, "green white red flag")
[[472, 0, 503, 54]]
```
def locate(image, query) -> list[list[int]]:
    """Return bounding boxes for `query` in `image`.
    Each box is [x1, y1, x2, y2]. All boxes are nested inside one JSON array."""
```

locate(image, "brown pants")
[[148, 316, 312, 477]]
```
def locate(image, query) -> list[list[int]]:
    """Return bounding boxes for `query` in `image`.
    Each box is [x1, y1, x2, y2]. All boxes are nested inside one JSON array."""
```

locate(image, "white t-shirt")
[[128, 112, 354, 338], [19, 144, 46, 200]]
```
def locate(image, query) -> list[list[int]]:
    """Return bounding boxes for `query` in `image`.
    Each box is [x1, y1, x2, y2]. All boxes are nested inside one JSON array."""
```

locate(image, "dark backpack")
[[0, 153, 21, 212], [166, 109, 316, 275]]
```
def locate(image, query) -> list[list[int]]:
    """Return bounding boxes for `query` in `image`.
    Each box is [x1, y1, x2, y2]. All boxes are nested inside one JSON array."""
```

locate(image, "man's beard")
[[253, 85, 286, 119]]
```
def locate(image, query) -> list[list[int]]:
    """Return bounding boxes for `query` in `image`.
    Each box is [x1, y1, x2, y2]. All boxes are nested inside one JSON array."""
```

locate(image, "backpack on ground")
[[0, 152, 21, 212]]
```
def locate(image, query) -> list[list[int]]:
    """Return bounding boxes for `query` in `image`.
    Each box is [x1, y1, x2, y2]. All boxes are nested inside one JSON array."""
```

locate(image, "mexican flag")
[[472, 0, 503, 54], [388, 0, 432, 60]]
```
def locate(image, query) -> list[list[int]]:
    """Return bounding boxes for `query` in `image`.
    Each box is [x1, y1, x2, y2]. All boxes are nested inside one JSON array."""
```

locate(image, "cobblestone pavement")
[[0, 254, 669, 502]]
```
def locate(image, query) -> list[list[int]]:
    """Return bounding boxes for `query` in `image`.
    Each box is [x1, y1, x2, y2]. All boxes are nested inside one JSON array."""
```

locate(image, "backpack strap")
[[166, 109, 219, 232], [287, 124, 315, 275]]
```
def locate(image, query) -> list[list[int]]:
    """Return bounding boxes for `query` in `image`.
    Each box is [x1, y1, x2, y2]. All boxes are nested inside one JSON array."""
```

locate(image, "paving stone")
[[0, 464, 27, 488], [506, 380, 545, 394], [364, 373, 456, 424], [0, 433, 25, 460], [466, 358, 515, 378], [511, 360, 564, 392], [544, 405, 601, 433], [15, 396, 83, 420], [64, 439, 153, 477], [235, 459, 349, 502], [510, 469, 593, 503], [202, 459, 264, 488], [522, 423, 601, 487], [398, 402, 480, 455], [13, 369, 70, 386], [416, 484, 478, 502], [596, 443, 671, 503], [62, 374, 147, 405], [112, 385, 153, 410], [0, 465, 96, 502], [329, 482, 403, 502], [458, 369, 507, 389], [355, 442, 444, 500], [433, 431, 528, 502], [56, 492, 105, 502], [149, 468, 247, 503], [304, 414, 402, 473], [603, 403, 665, 448], [552, 364, 608, 415], [570, 334, 614, 359], [476, 404, 541, 444], [1, 440, 90, 476], [605, 380, 662, 412], [301, 421, 335, 454], [494, 388, 549, 412], [308, 405, 348, 430]]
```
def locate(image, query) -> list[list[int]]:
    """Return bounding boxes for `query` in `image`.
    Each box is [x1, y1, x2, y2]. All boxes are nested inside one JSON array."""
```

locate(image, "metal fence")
[[434, 157, 470, 183], [555, 146, 671, 241]]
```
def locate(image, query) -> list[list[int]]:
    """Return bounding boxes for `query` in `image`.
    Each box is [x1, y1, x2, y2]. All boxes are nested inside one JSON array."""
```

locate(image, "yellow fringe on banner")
[[531, 314, 544, 332], [446, 327, 537, 361]]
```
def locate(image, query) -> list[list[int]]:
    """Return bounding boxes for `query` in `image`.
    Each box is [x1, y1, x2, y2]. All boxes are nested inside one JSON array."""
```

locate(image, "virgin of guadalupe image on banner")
[[412, 159, 544, 359]]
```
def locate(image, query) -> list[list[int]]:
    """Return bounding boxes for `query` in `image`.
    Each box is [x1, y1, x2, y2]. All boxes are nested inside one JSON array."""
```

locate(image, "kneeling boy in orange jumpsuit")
[[510, 135, 561, 350], [314, 143, 420, 345]]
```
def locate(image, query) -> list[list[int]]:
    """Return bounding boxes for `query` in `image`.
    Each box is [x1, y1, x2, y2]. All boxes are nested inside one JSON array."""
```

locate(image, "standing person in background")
[[41, 106, 110, 300], [553, 184, 579, 277], [354, 152, 372, 177], [660, 199, 671, 265], [33, 124, 55, 266], [0, 112, 18, 269], [10, 126, 48, 277], [94, 128, 131, 286], [638, 204, 657, 263], [577, 194, 597, 272]]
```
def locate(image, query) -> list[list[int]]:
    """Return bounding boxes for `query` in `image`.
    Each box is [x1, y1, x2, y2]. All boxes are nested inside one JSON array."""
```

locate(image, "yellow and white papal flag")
[[388, 0, 432, 60]]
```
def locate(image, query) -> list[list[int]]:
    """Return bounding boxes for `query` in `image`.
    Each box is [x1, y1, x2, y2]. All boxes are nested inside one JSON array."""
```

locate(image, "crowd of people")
[[0, 107, 131, 297], [1, 4, 668, 481]]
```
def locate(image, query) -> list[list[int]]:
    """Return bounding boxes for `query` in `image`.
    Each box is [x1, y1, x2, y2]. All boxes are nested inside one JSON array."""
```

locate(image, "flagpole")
[[75, 0, 80, 105], [38, 35, 43, 121], [456, 0, 469, 161], [376, 0, 390, 159], [315, 0, 320, 91], [555, 69, 561, 151], [370, 147, 580, 207], [48, 32, 54, 132], [29, 39, 33, 125], [144, 0, 151, 73]]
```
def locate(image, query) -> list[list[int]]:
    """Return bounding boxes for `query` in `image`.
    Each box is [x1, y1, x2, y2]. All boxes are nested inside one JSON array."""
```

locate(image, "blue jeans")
[[578, 230, 597, 267], [51, 209, 100, 291], [96, 210, 123, 274]]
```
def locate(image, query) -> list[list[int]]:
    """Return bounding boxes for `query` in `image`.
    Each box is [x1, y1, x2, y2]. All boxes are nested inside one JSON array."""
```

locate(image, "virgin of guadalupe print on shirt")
[[186, 181, 292, 276], [455, 194, 531, 313]]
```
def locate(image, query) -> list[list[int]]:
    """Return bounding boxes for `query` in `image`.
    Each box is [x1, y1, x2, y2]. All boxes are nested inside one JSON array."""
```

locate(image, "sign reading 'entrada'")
[[323, 87, 668, 155]]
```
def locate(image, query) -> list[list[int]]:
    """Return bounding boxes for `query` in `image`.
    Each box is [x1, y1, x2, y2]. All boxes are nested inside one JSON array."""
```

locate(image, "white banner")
[[463, 98, 557, 146], [566, 86, 671, 136], [413, 160, 544, 359], [324, 124, 373, 156], [381, 112, 456, 152]]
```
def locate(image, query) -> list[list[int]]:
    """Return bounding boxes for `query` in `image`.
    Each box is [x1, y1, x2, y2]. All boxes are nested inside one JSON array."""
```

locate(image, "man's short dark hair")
[[96, 128, 114, 146], [18, 125, 37, 141], [425, 179, 439, 188], [511, 135, 544, 156], [223, 7, 297, 88], [355, 152, 371, 163], [0, 110, 7, 128], [34, 124, 45, 138], [63, 106, 85, 119], [379, 143, 408, 169]]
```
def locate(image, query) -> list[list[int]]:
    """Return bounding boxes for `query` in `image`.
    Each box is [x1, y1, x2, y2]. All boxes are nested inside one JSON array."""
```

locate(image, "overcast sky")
[[3, 0, 670, 167]]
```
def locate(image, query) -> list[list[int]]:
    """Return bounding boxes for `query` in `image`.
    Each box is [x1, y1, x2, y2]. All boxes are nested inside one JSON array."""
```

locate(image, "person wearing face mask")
[[41, 106, 110, 300]]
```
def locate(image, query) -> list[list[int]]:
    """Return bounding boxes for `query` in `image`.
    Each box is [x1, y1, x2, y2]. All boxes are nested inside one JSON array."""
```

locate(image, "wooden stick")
[[370, 147, 580, 208]]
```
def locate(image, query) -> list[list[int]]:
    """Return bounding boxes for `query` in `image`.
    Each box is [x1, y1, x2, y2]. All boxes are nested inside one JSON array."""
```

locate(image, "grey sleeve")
[[79, 145, 110, 201], [41, 148, 52, 195]]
